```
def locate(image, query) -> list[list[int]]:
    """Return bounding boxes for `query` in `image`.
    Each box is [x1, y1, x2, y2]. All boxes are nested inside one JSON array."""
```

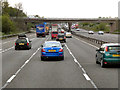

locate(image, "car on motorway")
[[95, 43, 120, 68], [76, 28, 80, 31], [41, 41, 64, 60], [88, 30, 94, 34], [61, 29, 64, 33], [15, 37, 32, 50], [98, 31, 104, 35], [56, 33, 66, 42], [51, 31, 58, 39], [18, 34, 27, 38], [65, 32, 72, 38]]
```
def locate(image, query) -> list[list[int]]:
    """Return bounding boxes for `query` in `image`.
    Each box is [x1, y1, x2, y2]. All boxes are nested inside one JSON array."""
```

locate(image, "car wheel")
[[61, 56, 64, 60], [95, 55, 99, 64], [29, 47, 31, 49], [41, 57, 44, 61], [101, 60, 105, 68], [96, 59, 100, 64], [15, 47, 18, 50]]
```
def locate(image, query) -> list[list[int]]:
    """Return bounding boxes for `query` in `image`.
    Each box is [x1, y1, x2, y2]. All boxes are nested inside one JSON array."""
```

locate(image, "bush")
[[2, 14, 16, 34]]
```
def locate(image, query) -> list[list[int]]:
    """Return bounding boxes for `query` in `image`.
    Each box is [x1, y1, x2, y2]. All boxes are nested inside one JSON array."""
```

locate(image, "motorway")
[[1, 31, 119, 89], [72, 29, 119, 43]]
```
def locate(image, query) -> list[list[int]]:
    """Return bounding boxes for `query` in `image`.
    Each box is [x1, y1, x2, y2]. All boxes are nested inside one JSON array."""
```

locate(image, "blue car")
[[41, 41, 64, 60]]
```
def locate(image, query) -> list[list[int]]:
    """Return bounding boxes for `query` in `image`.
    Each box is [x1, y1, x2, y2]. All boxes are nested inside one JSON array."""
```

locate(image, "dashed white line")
[[65, 43, 98, 89], [1, 35, 50, 89], [7, 75, 16, 83], [0, 46, 14, 53], [0, 37, 37, 53], [83, 73, 91, 81]]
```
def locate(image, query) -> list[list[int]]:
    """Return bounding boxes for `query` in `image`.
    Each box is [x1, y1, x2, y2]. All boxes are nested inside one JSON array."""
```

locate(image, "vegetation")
[[1, 0, 30, 35], [79, 22, 110, 33]]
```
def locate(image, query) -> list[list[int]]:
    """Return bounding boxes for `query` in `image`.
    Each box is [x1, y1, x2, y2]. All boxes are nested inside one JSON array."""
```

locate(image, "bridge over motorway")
[[11, 17, 119, 32]]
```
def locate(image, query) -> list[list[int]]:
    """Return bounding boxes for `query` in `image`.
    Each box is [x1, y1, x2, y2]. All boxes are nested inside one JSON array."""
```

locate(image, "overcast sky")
[[8, 0, 120, 18]]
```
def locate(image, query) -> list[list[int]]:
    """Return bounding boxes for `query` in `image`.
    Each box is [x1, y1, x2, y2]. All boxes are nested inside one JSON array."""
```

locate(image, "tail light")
[[59, 49, 63, 52], [15, 43, 16, 46], [27, 43, 29, 46], [64, 37, 66, 39], [42, 49, 45, 52], [105, 46, 108, 52]]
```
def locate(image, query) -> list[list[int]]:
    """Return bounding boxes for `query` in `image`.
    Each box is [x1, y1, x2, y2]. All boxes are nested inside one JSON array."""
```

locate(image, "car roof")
[[101, 43, 120, 47], [58, 33, 64, 35], [45, 41, 60, 43], [66, 32, 71, 33]]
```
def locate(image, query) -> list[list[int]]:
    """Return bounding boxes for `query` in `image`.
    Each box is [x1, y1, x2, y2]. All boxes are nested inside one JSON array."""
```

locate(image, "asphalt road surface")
[[1, 32, 119, 89], [72, 29, 119, 43]]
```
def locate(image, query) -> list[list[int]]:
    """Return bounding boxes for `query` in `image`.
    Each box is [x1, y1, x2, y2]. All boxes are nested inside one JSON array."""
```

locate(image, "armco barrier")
[[0, 31, 31, 39], [72, 31, 109, 45]]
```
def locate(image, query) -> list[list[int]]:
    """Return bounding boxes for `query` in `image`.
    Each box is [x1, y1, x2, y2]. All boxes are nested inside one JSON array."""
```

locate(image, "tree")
[[15, 3, 23, 17], [2, 14, 16, 34]]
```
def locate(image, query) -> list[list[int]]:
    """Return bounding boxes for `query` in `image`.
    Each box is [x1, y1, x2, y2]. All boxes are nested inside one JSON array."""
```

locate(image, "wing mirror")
[[96, 49, 100, 51], [41, 45, 43, 47], [62, 45, 64, 47]]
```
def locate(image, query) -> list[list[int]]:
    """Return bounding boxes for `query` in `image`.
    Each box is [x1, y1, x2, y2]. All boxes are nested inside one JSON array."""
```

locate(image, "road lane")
[[5, 38, 94, 88], [1, 32, 36, 51], [2, 36, 48, 86], [66, 37, 118, 88], [73, 29, 119, 43], [1, 33, 119, 89]]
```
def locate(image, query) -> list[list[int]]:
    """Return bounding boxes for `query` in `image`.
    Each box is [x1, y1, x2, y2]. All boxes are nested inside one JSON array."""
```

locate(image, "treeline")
[[1, 0, 27, 35], [78, 22, 110, 32]]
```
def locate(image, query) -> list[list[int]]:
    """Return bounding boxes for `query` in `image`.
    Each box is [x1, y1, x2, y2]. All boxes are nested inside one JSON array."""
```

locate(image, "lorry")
[[36, 24, 46, 37], [45, 26, 49, 35], [51, 24, 58, 32], [51, 24, 59, 39]]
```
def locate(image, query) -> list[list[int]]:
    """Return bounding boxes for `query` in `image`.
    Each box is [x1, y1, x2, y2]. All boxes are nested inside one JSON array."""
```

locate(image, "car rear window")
[[58, 35, 64, 38], [16, 38, 27, 43], [108, 46, 120, 51], [52, 32, 58, 34], [44, 43, 61, 47]]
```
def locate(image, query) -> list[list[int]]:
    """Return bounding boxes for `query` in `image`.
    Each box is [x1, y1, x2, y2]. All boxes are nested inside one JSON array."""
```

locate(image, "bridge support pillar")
[[68, 22, 72, 32], [109, 22, 117, 33]]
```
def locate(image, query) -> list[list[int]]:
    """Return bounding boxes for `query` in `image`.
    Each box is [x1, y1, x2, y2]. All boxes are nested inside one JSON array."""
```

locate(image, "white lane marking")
[[0, 37, 37, 53], [1, 35, 50, 89], [1, 33, 35, 45], [0, 46, 14, 53], [81, 68, 86, 74], [73, 36, 99, 49], [83, 73, 91, 81], [7, 75, 16, 83], [65, 43, 98, 89]]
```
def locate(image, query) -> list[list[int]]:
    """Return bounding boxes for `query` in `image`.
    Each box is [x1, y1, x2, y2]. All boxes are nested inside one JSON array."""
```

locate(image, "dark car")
[[41, 41, 64, 60], [15, 37, 32, 50], [18, 34, 27, 38], [96, 43, 120, 68], [56, 33, 66, 42]]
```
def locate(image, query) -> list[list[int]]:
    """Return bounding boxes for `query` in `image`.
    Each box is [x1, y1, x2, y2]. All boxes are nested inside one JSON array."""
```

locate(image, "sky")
[[7, 0, 120, 18]]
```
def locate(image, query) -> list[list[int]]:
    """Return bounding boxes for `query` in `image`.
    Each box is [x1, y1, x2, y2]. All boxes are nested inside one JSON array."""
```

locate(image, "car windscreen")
[[58, 35, 64, 38], [44, 43, 61, 47], [52, 32, 58, 34], [108, 46, 120, 51], [16, 38, 27, 43]]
